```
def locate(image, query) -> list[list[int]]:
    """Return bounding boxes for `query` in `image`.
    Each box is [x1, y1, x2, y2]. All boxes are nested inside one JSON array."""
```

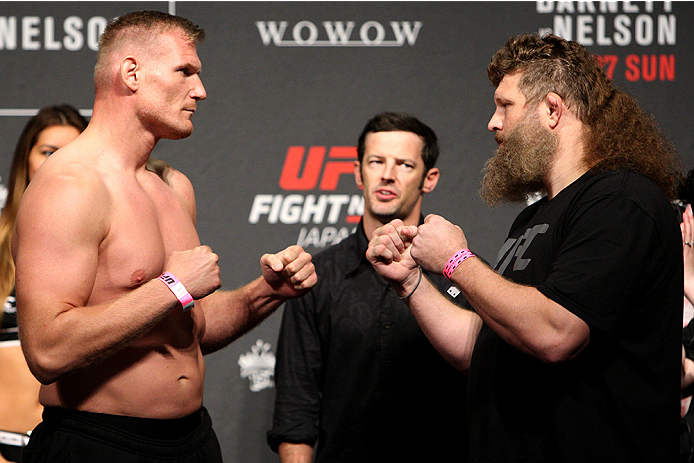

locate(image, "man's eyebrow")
[[37, 143, 60, 150]]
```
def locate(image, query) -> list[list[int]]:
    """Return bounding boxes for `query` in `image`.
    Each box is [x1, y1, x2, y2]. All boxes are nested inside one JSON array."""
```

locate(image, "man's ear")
[[121, 56, 139, 92], [545, 92, 563, 129], [354, 160, 364, 189], [421, 167, 440, 193]]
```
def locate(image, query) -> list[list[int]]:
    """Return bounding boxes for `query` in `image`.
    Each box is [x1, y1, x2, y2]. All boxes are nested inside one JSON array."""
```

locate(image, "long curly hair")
[[488, 33, 682, 199]]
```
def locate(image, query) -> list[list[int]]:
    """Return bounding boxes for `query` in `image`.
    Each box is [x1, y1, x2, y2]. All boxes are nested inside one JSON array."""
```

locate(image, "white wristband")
[[158, 272, 194, 311]]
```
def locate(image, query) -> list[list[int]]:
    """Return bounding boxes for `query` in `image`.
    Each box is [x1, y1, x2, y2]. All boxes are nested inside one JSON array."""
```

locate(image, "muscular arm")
[[445, 256, 589, 363], [368, 217, 589, 370], [15, 169, 164, 384], [412, 215, 589, 363], [199, 246, 316, 355], [13, 164, 220, 385]]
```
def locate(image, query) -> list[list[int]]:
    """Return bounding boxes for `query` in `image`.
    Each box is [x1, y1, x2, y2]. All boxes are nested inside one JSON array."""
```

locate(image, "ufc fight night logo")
[[248, 146, 363, 249]]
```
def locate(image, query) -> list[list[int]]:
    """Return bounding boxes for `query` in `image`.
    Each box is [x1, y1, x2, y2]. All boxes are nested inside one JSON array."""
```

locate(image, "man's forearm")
[[449, 257, 589, 363], [278, 442, 313, 463], [19, 277, 184, 384], [200, 276, 286, 354], [405, 276, 482, 372]]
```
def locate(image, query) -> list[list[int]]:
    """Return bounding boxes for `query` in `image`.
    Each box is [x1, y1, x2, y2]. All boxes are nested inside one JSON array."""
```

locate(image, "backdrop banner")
[[2, 2, 692, 461]]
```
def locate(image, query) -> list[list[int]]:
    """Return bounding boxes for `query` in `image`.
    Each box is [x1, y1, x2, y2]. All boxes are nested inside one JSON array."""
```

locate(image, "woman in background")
[[0, 105, 87, 463]]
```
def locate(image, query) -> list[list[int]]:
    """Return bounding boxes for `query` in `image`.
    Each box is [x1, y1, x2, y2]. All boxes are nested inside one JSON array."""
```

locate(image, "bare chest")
[[90, 179, 200, 302]]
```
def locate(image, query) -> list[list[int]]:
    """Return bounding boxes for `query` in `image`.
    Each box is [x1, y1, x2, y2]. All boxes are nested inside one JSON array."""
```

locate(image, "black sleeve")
[[539, 195, 666, 335], [266, 288, 324, 452]]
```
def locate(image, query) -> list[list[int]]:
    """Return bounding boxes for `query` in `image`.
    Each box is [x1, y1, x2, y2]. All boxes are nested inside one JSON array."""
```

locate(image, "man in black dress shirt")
[[267, 112, 471, 463]]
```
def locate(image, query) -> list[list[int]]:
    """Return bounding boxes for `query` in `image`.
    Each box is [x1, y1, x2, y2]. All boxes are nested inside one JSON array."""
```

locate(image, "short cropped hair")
[[94, 10, 205, 90], [357, 112, 439, 172]]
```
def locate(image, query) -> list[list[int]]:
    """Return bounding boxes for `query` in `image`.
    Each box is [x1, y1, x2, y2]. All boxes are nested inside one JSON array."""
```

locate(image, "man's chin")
[[166, 126, 194, 140], [370, 209, 400, 223]]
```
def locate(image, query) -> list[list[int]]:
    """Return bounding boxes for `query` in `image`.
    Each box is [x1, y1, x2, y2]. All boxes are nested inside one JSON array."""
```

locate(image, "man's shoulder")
[[578, 169, 664, 197], [554, 169, 679, 239], [28, 148, 106, 202], [13, 148, 110, 259], [146, 158, 189, 188]]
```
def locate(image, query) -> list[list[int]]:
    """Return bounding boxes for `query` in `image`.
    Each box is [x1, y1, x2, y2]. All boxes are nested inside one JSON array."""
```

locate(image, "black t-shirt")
[[468, 170, 682, 462]]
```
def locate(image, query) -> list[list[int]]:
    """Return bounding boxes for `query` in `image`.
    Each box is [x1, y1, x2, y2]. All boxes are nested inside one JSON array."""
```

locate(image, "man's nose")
[[381, 161, 396, 181], [488, 111, 502, 132], [192, 76, 207, 100]]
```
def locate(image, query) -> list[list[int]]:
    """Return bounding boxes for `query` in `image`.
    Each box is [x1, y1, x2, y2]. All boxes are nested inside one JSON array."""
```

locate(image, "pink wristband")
[[158, 272, 194, 311], [443, 249, 475, 280]]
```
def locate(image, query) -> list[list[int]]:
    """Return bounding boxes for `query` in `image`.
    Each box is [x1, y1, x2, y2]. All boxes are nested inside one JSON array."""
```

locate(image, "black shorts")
[[1, 442, 22, 462], [0, 429, 30, 462], [21, 406, 223, 463]]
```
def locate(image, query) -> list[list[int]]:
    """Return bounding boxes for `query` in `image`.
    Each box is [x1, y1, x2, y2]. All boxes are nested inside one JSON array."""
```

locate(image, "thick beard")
[[479, 111, 558, 206]]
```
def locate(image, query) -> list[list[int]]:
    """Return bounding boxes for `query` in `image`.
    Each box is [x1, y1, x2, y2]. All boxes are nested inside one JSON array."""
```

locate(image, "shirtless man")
[[12, 11, 316, 462]]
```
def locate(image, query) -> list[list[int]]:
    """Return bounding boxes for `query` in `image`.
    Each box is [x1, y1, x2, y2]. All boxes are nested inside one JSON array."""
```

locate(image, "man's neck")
[[544, 128, 588, 199], [545, 162, 589, 200], [86, 100, 157, 170]]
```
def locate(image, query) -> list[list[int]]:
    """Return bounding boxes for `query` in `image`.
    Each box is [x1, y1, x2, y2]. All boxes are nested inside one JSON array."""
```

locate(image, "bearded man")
[[365, 33, 682, 463]]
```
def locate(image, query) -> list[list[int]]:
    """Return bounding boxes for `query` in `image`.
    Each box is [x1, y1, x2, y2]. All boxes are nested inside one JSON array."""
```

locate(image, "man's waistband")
[[42, 406, 206, 441]]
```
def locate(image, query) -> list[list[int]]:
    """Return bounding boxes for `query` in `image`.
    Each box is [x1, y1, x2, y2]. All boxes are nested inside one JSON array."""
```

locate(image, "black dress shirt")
[[268, 220, 470, 462]]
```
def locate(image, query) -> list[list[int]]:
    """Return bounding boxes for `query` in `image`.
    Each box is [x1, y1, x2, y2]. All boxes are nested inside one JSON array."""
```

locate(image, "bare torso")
[[30, 145, 207, 419]]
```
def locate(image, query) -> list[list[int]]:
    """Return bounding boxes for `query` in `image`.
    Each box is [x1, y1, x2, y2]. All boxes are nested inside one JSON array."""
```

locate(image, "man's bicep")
[[543, 197, 658, 331], [14, 176, 106, 320]]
